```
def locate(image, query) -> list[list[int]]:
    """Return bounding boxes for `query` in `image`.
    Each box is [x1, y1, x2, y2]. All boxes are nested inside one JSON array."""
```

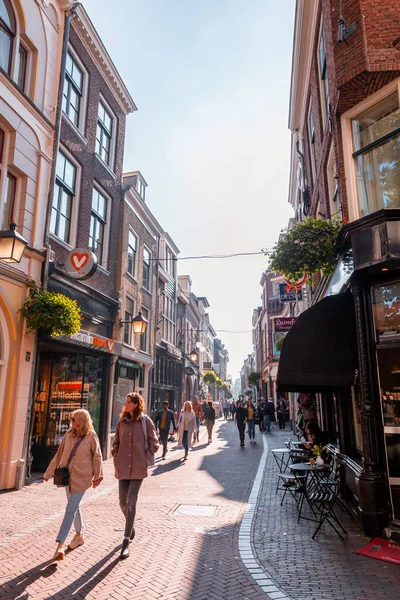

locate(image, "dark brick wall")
[[50, 24, 127, 302]]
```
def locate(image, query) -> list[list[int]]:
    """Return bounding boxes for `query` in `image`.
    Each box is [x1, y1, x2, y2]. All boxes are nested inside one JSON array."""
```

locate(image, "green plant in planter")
[[268, 218, 342, 281], [215, 377, 223, 388], [20, 284, 82, 337], [203, 370, 217, 385], [275, 337, 285, 352]]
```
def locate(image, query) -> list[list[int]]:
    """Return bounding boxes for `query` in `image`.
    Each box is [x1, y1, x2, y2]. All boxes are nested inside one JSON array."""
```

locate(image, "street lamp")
[[120, 310, 148, 334], [189, 348, 198, 363], [0, 222, 28, 263]]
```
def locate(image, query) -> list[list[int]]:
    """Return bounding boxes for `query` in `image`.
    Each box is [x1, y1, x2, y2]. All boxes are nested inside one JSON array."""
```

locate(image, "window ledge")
[[142, 287, 152, 295], [62, 113, 88, 144], [49, 233, 73, 252], [97, 264, 110, 275], [126, 272, 139, 284], [95, 153, 116, 179]]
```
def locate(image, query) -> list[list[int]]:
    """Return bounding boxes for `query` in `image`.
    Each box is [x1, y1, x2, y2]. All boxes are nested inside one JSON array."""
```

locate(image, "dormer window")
[[136, 178, 145, 200], [0, 0, 15, 75]]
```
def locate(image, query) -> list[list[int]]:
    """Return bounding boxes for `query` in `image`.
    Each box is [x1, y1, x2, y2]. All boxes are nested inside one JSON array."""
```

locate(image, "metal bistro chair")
[[277, 447, 308, 506], [308, 455, 348, 540]]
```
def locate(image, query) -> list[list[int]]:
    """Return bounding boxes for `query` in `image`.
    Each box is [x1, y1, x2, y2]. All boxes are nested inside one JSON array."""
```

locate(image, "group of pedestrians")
[[234, 396, 288, 447]]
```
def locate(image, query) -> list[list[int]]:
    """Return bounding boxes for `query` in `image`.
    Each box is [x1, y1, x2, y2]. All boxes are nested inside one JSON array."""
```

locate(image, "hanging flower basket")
[[268, 218, 342, 281], [20, 283, 82, 337], [203, 370, 217, 385]]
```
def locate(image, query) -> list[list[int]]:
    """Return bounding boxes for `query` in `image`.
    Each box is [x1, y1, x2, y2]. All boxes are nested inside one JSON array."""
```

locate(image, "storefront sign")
[[68, 329, 117, 354], [279, 283, 303, 302], [167, 344, 182, 360], [274, 317, 297, 331], [64, 247, 98, 280]]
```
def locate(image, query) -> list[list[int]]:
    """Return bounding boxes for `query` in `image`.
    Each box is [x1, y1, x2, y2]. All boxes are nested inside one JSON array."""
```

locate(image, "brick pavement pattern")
[[0, 420, 268, 600], [253, 429, 400, 600]]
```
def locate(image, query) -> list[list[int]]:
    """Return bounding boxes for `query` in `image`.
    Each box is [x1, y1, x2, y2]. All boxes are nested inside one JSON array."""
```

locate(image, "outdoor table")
[[288, 462, 330, 523], [271, 448, 290, 473]]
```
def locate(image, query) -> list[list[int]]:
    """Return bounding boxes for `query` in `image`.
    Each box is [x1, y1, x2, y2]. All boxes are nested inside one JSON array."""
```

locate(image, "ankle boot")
[[120, 538, 130, 559], [68, 532, 84, 550], [53, 542, 65, 561], [130, 527, 135, 541]]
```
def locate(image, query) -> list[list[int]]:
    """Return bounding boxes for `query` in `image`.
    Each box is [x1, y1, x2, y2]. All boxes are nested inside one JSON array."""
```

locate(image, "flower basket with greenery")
[[248, 372, 261, 386], [20, 284, 82, 337], [215, 378, 223, 388], [203, 370, 217, 385], [268, 218, 342, 281]]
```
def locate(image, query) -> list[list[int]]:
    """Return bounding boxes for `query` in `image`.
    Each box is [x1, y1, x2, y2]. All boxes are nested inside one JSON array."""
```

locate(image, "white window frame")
[[127, 227, 138, 279], [308, 103, 317, 186], [89, 184, 110, 268], [123, 295, 136, 348], [142, 245, 152, 292], [96, 94, 117, 172], [62, 45, 89, 136], [139, 306, 150, 353], [341, 79, 400, 223], [49, 144, 81, 249]]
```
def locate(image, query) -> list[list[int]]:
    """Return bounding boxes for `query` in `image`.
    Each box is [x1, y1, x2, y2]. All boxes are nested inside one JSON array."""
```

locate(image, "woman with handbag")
[[112, 392, 159, 560], [177, 400, 196, 459], [43, 409, 103, 561]]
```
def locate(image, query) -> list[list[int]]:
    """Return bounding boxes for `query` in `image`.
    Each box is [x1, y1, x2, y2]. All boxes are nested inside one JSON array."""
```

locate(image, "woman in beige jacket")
[[177, 401, 197, 460], [112, 392, 159, 560], [44, 409, 103, 560]]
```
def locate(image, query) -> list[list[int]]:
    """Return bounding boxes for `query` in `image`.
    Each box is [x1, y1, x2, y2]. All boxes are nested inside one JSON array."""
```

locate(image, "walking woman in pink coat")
[[112, 392, 159, 559]]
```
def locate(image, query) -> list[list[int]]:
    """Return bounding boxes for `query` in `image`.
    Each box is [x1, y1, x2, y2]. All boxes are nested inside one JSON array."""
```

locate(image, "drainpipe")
[[148, 235, 160, 415]]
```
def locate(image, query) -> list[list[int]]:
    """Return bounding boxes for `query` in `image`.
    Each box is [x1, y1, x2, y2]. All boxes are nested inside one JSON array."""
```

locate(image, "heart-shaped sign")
[[71, 252, 89, 271]]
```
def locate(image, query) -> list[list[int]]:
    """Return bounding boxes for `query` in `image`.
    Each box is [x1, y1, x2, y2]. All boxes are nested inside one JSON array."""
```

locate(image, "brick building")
[[29, 4, 136, 473], [0, 0, 70, 490], [277, 0, 400, 535]]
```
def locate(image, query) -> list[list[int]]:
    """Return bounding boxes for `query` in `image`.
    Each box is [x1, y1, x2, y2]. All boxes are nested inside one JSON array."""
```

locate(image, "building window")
[[50, 152, 76, 243], [0, 0, 15, 75], [308, 106, 316, 185], [163, 295, 176, 344], [62, 52, 83, 127], [142, 246, 151, 291], [140, 307, 150, 352], [1, 172, 16, 230], [123, 297, 135, 346], [96, 101, 113, 166], [165, 246, 175, 276], [318, 27, 330, 128], [16, 43, 27, 90], [326, 145, 339, 219], [89, 188, 107, 263], [352, 91, 400, 216], [127, 230, 137, 277], [136, 178, 145, 199]]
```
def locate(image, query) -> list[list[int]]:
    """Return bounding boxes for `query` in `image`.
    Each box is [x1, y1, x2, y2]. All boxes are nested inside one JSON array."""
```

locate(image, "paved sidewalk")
[[253, 429, 400, 600], [0, 419, 268, 600]]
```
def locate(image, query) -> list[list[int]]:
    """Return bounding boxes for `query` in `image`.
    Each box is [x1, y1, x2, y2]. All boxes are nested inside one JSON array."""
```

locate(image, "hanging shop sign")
[[64, 329, 119, 354], [274, 317, 297, 331], [64, 247, 98, 280], [279, 283, 303, 302]]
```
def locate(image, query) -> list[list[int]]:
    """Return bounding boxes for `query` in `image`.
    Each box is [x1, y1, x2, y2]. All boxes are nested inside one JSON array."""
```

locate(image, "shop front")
[[151, 345, 183, 419]]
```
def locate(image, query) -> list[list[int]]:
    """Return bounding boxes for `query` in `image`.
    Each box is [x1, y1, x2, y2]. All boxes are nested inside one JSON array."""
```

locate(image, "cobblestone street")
[[0, 421, 399, 600]]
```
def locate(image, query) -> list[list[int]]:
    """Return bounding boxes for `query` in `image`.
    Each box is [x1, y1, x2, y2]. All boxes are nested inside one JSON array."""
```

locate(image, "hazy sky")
[[83, 0, 295, 380]]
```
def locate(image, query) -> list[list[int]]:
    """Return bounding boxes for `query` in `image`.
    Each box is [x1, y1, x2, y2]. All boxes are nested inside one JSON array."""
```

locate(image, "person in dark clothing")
[[263, 398, 275, 432], [277, 397, 287, 430], [154, 401, 177, 459], [204, 401, 216, 443], [257, 401, 265, 432], [235, 400, 247, 447]]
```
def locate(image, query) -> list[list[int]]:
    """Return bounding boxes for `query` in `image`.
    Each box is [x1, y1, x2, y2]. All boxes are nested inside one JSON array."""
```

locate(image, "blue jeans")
[[183, 430, 189, 454], [247, 419, 255, 439], [56, 488, 85, 543]]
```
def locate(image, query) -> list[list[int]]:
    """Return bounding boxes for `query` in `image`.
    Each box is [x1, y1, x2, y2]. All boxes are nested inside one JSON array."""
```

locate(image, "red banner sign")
[[274, 317, 297, 331]]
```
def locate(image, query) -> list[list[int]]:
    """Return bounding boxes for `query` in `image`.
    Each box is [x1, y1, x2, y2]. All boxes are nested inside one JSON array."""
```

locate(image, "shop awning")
[[277, 291, 358, 392], [119, 359, 141, 370]]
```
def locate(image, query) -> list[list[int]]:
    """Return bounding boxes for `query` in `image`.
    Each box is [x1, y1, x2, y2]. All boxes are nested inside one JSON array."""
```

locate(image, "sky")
[[83, 0, 296, 380]]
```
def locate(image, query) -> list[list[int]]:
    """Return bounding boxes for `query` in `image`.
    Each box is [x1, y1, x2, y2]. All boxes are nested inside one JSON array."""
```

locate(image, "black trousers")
[[159, 428, 169, 456], [119, 479, 143, 538], [278, 414, 286, 429], [237, 422, 245, 445]]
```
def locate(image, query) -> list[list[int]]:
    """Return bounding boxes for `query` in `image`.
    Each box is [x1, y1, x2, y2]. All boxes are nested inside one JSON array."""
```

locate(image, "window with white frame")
[[165, 246, 175, 276], [50, 151, 76, 243], [0, 0, 15, 75], [96, 101, 113, 166], [136, 178, 145, 199], [163, 295, 176, 344], [308, 105, 317, 185], [62, 52, 83, 127], [17, 43, 27, 90], [127, 229, 137, 277], [89, 187, 107, 264], [123, 296, 135, 346], [142, 246, 151, 290], [351, 91, 400, 216], [140, 307, 150, 352], [326, 145, 339, 219], [318, 26, 330, 128]]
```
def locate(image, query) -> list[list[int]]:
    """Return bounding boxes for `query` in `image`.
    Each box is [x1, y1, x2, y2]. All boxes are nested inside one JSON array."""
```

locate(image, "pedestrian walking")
[[277, 397, 287, 430], [229, 401, 236, 420], [246, 398, 256, 442], [204, 400, 216, 443], [222, 399, 230, 420], [235, 400, 247, 447], [264, 397, 275, 432], [154, 400, 177, 459], [192, 395, 203, 443], [202, 399, 208, 424], [43, 409, 103, 561], [177, 400, 197, 459], [257, 399, 265, 432], [112, 392, 159, 560]]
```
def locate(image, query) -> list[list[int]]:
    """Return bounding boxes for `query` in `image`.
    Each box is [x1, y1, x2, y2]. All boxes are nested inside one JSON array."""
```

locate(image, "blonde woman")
[[44, 409, 103, 561], [112, 392, 159, 559], [177, 401, 197, 460]]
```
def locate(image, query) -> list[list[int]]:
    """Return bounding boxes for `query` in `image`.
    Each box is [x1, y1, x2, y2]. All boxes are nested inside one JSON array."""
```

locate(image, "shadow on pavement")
[[150, 458, 184, 476], [0, 559, 58, 599]]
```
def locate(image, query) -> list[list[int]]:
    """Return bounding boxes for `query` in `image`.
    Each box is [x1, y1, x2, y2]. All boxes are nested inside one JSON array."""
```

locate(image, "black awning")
[[277, 291, 357, 392]]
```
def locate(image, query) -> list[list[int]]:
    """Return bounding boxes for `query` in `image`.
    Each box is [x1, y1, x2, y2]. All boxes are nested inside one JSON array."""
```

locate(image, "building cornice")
[[73, 6, 137, 115]]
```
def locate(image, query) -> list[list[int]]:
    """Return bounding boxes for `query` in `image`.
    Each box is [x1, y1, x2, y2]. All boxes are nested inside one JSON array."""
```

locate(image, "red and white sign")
[[274, 317, 297, 331], [64, 247, 98, 280]]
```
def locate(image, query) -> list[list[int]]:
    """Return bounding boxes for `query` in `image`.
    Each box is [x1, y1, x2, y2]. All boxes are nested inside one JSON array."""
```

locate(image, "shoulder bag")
[[53, 435, 85, 487]]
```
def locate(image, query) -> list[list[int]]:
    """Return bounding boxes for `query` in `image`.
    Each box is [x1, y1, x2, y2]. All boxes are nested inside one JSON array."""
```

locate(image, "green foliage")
[[20, 283, 82, 337], [221, 383, 229, 392], [203, 370, 217, 385], [275, 337, 285, 352], [248, 372, 261, 386], [268, 218, 342, 281], [215, 377, 223, 387]]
